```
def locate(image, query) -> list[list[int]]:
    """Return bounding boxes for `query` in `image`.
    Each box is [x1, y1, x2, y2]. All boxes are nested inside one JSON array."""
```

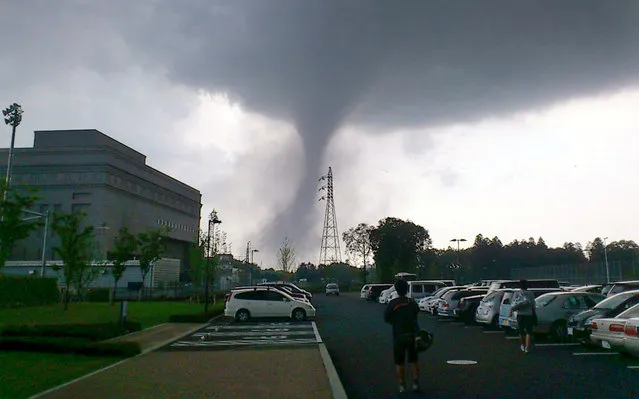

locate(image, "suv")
[[224, 286, 316, 322]]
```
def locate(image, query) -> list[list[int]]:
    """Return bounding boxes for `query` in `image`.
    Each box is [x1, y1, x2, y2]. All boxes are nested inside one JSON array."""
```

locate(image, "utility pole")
[[603, 237, 610, 284]]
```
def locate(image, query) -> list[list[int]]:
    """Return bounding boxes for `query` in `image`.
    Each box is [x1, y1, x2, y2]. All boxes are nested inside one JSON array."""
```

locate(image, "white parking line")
[[535, 343, 580, 347], [312, 321, 322, 343], [572, 352, 618, 356], [627, 366, 639, 369]]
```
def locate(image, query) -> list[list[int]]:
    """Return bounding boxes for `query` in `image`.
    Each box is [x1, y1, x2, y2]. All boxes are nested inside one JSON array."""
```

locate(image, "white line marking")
[[506, 336, 519, 340], [628, 366, 639, 369], [572, 352, 619, 356], [312, 321, 323, 343], [535, 343, 580, 347], [482, 331, 503, 334]]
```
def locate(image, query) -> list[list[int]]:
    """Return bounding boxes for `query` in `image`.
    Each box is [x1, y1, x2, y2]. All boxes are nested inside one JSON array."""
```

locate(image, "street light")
[[251, 249, 259, 264], [450, 238, 467, 281], [205, 210, 222, 314], [3, 103, 23, 193], [603, 237, 610, 284]]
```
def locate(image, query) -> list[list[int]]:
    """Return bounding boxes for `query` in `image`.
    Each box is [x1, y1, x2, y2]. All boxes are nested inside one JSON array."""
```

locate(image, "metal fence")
[[511, 260, 638, 285]]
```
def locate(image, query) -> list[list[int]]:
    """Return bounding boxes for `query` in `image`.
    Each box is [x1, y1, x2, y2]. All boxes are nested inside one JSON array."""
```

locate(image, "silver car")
[[534, 292, 604, 340]]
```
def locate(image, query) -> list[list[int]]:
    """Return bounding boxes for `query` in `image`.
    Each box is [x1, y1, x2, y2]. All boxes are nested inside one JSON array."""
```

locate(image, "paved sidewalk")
[[31, 321, 336, 399]]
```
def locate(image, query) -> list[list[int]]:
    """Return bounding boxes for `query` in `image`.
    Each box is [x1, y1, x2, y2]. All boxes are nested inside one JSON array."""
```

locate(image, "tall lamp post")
[[450, 238, 467, 281], [205, 210, 221, 314], [603, 237, 610, 284], [3, 103, 23, 192], [250, 249, 259, 285]]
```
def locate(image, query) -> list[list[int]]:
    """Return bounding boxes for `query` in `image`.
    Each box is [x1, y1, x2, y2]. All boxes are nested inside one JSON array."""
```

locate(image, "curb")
[[28, 321, 211, 399], [312, 322, 348, 399]]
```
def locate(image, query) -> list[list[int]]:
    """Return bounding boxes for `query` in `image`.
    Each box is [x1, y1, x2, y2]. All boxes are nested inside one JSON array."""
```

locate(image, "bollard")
[[120, 300, 128, 325]]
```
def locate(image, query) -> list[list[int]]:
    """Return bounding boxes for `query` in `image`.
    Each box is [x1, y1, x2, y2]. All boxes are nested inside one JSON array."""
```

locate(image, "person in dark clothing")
[[384, 279, 421, 393]]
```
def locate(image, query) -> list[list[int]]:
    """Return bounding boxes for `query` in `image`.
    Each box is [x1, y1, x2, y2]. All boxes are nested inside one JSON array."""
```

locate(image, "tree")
[[51, 211, 96, 310], [342, 223, 374, 283], [109, 226, 137, 305], [137, 228, 167, 300], [369, 217, 431, 283], [0, 179, 41, 270], [187, 231, 208, 298], [278, 236, 296, 273]]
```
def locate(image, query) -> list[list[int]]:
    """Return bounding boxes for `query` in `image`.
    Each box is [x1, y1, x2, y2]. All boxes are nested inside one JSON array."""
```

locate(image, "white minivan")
[[224, 286, 316, 322], [407, 280, 447, 300]]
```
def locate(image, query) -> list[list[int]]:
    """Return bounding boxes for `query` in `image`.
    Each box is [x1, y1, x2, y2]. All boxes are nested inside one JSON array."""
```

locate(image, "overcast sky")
[[2, 1, 639, 267]]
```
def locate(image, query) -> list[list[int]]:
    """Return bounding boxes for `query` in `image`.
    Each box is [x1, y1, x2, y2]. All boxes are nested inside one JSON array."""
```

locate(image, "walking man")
[[384, 279, 421, 393], [511, 279, 537, 353]]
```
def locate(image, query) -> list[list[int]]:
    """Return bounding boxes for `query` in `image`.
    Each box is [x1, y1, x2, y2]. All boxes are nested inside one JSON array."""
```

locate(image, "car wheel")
[[235, 309, 250, 322], [336, 293, 339, 296], [292, 308, 306, 322], [550, 320, 568, 342]]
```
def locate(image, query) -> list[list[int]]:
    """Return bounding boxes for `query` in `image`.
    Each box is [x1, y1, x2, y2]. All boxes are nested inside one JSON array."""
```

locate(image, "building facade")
[[0, 129, 202, 271]]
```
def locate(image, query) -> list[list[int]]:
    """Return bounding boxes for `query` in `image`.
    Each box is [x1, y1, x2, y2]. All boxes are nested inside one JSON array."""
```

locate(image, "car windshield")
[[594, 292, 636, 310], [327, 284, 338, 288], [535, 295, 557, 308]]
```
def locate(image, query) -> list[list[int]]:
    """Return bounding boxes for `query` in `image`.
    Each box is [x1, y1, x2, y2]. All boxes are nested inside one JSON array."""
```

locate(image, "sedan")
[[622, 317, 639, 358], [590, 302, 639, 350], [533, 292, 604, 341], [567, 289, 639, 344]]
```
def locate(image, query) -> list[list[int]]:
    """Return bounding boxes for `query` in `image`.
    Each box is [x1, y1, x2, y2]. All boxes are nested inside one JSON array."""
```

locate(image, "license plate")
[[601, 340, 611, 349], [503, 319, 509, 326], [567, 327, 573, 336]]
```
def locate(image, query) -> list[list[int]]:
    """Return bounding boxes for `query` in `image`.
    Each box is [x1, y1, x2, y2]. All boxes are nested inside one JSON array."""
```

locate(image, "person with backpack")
[[384, 279, 421, 393], [511, 279, 537, 353]]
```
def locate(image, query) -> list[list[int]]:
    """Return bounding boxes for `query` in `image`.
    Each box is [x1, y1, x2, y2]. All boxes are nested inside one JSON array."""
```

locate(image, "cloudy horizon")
[[2, 1, 639, 267]]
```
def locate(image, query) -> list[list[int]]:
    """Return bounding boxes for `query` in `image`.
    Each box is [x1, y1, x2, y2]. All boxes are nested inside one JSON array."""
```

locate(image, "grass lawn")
[[0, 351, 122, 399], [0, 301, 208, 329]]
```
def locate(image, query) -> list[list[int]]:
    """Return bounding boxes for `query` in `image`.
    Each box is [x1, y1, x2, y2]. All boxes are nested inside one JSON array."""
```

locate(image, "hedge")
[[85, 288, 111, 302], [168, 302, 224, 323], [0, 276, 59, 308], [0, 336, 141, 357], [1, 321, 142, 341]]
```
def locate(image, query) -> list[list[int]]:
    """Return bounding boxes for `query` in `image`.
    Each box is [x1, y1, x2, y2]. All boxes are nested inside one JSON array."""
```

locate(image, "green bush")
[[0, 337, 141, 357], [85, 288, 111, 302], [0, 276, 59, 308], [1, 321, 142, 341]]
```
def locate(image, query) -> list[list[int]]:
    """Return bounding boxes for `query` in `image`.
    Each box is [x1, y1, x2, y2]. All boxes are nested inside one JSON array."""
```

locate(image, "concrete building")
[[0, 129, 202, 273]]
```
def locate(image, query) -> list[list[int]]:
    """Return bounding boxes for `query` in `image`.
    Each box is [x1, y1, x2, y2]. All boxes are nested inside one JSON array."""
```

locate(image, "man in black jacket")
[[384, 279, 421, 393]]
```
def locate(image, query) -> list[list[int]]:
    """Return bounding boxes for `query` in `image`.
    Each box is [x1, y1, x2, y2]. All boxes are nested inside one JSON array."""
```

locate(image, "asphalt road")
[[314, 292, 639, 399]]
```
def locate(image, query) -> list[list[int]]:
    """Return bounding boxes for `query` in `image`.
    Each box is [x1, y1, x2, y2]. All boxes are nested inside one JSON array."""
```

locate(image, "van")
[[407, 280, 447, 300]]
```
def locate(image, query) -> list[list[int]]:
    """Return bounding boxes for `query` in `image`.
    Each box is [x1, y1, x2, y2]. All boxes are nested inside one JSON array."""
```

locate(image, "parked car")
[[475, 289, 515, 328], [224, 286, 316, 322], [489, 279, 560, 293], [590, 302, 639, 350], [425, 286, 467, 314], [378, 286, 396, 304], [360, 284, 372, 299], [418, 286, 450, 312], [325, 283, 340, 296], [367, 284, 393, 302], [567, 289, 639, 344], [232, 285, 310, 303], [407, 280, 447, 300], [438, 289, 487, 318], [499, 288, 564, 331], [622, 317, 639, 358], [257, 282, 313, 301], [570, 285, 603, 294], [605, 280, 639, 297], [532, 292, 605, 341], [454, 293, 487, 324]]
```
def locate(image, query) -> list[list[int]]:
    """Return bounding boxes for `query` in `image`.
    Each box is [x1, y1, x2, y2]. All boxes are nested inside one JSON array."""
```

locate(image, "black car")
[[454, 292, 487, 324], [567, 289, 639, 344], [367, 284, 393, 301]]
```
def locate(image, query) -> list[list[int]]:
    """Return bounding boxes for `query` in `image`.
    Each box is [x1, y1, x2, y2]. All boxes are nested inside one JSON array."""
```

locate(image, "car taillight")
[[625, 324, 638, 337], [443, 302, 449, 308], [590, 321, 598, 330], [225, 294, 231, 303], [609, 323, 625, 333]]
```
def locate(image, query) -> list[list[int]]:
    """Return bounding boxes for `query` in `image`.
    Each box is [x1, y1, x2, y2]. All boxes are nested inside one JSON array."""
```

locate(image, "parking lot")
[[314, 292, 639, 399]]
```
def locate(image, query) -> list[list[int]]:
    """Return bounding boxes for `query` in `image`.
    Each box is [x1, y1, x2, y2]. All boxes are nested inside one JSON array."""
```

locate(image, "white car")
[[224, 286, 316, 322], [360, 285, 372, 299], [622, 317, 639, 358], [590, 302, 639, 350], [378, 287, 396, 304], [326, 283, 340, 296]]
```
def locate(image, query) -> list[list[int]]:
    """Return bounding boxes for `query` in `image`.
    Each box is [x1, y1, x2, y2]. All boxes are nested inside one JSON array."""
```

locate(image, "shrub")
[[0, 276, 59, 308], [0, 336, 141, 357], [0, 321, 142, 341], [168, 302, 224, 323]]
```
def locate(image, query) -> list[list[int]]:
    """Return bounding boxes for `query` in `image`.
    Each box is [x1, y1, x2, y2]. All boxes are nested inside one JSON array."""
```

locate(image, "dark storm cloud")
[[4, 1, 639, 256], [118, 0, 639, 253]]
